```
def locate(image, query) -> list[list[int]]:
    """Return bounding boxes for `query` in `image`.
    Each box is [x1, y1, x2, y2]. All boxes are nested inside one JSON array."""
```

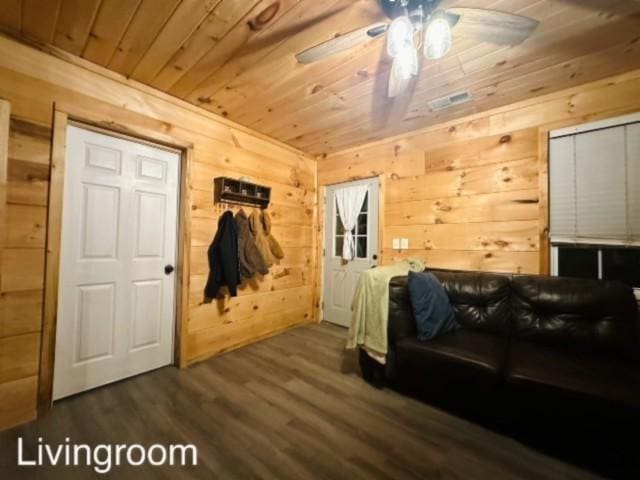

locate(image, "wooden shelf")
[[214, 177, 271, 208]]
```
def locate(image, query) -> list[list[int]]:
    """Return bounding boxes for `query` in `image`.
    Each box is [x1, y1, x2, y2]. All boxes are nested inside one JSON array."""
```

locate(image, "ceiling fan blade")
[[446, 7, 539, 46], [387, 56, 411, 98], [296, 22, 388, 64], [233, 4, 353, 61]]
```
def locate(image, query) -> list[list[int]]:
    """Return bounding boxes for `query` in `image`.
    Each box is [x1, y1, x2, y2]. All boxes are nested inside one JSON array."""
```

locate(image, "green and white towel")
[[347, 259, 425, 361]]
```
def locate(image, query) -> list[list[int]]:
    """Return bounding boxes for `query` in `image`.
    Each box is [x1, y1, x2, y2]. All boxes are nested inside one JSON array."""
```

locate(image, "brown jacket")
[[262, 210, 284, 260], [235, 209, 268, 278], [249, 209, 282, 267]]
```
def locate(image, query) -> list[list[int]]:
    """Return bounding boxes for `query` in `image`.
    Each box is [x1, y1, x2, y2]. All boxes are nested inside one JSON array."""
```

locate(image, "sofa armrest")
[[388, 276, 417, 346]]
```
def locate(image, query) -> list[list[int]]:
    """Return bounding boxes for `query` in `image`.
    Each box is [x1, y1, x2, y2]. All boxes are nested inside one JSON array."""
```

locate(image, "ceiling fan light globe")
[[387, 16, 414, 58], [394, 47, 418, 80], [424, 15, 452, 60]]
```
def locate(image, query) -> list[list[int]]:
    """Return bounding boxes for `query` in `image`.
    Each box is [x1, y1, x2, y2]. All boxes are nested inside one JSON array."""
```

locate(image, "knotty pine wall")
[[0, 35, 317, 430], [318, 68, 640, 276]]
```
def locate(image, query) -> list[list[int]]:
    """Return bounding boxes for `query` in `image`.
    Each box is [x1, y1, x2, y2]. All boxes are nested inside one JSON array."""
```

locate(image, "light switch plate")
[[401, 238, 409, 249], [392, 238, 401, 250]]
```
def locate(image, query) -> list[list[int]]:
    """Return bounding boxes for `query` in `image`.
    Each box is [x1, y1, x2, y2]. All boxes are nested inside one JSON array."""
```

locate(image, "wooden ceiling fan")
[[295, 0, 539, 98]]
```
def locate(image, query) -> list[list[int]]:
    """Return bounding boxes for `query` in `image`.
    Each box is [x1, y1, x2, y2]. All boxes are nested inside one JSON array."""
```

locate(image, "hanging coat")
[[262, 210, 284, 260], [204, 211, 240, 298], [249, 209, 276, 267], [235, 209, 269, 278]]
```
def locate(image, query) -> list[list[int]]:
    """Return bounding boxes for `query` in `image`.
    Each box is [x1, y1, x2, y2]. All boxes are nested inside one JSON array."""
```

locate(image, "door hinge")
[[323, 248, 325, 257], [321, 301, 324, 310]]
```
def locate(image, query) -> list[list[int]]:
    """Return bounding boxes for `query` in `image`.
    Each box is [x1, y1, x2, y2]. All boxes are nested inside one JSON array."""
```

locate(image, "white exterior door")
[[53, 125, 180, 400], [322, 178, 379, 327]]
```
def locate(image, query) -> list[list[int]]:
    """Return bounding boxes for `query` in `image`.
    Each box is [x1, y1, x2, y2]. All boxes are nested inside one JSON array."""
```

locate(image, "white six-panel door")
[[322, 178, 379, 327], [53, 125, 180, 400]]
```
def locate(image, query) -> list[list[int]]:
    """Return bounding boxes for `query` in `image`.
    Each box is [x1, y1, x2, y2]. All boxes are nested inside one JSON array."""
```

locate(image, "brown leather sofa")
[[361, 268, 640, 409]]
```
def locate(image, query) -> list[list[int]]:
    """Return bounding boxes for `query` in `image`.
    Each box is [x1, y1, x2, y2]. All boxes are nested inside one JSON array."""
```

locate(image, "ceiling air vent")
[[428, 90, 472, 112]]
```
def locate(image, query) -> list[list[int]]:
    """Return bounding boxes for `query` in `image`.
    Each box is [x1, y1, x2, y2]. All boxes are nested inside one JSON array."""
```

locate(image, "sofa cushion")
[[395, 329, 507, 382], [511, 275, 639, 357], [429, 270, 511, 335], [506, 340, 640, 407], [408, 271, 460, 340]]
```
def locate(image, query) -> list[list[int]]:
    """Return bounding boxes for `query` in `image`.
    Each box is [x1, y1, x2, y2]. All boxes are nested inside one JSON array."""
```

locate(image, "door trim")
[[318, 175, 384, 323], [39, 105, 193, 413], [538, 127, 551, 275], [0, 100, 9, 313]]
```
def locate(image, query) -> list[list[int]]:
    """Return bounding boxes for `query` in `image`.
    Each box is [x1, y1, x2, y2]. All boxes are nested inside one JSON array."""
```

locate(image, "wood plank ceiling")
[[1, 0, 640, 156]]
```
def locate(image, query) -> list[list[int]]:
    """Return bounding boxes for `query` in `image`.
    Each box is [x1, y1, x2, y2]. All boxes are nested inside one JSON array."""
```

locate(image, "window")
[[549, 117, 640, 245], [552, 245, 640, 289], [334, 192, 369, 259], [555, 245, 598, 279], [549, 113, 640, 293]]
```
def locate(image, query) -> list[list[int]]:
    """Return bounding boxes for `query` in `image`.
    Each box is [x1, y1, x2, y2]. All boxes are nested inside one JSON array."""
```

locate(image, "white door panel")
[[74, 283, 116, 364], [323, 178, 379, 327], [130, 280, 163, 351], [331, 270, 347, 308], [53, 126, 180, 400], [134, 190, 166, 257]]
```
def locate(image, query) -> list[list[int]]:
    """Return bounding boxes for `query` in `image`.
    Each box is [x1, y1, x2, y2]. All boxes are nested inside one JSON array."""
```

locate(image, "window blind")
[[628, 123, 640, 240], [549, 121, 640, 245]]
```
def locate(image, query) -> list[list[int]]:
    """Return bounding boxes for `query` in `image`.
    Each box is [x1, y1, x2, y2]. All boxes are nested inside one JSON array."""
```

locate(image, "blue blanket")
[[408, 271, 460, 340]]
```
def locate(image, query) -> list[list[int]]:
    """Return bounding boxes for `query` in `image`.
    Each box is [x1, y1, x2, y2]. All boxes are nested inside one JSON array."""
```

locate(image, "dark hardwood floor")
[[0, 323, 597, 479]]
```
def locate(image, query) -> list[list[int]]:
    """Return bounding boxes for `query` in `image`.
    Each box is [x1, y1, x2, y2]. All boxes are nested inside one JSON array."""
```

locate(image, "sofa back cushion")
[[511, 275, 639, 356], [430, 270, 511, 335]]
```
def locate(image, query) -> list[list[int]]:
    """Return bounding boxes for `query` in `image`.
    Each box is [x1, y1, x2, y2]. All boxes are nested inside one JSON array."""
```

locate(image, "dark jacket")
[[205, 211, 240, 298], [235, 209, 269, 278]]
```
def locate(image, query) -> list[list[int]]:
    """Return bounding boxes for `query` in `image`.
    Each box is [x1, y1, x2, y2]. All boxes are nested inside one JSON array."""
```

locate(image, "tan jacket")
[[262, 210, 284, 260], [249, 209, 284, 267]]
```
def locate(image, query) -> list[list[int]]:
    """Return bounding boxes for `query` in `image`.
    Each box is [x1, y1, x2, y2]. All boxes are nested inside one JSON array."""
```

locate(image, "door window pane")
[[357, 213, 367, 235], [357, 237, 367, 259], [333, 187, 371, 260], [557, 246, 598, 279], [335, 236, 343, 257], [602, 248, 640, 288]]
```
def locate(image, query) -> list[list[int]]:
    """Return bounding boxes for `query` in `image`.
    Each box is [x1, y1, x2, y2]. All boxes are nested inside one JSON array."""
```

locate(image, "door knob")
[[372, 254, 378, 260], [164, 265, 175, 275]]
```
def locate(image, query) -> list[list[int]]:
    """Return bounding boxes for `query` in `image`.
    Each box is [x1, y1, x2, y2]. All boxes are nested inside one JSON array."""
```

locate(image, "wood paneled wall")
[[318, 68, 640, 276], [0, 35, 317, 430]]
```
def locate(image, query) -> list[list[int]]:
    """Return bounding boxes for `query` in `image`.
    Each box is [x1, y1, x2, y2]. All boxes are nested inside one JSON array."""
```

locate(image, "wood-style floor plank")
[[0, 323, 597, 479]]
